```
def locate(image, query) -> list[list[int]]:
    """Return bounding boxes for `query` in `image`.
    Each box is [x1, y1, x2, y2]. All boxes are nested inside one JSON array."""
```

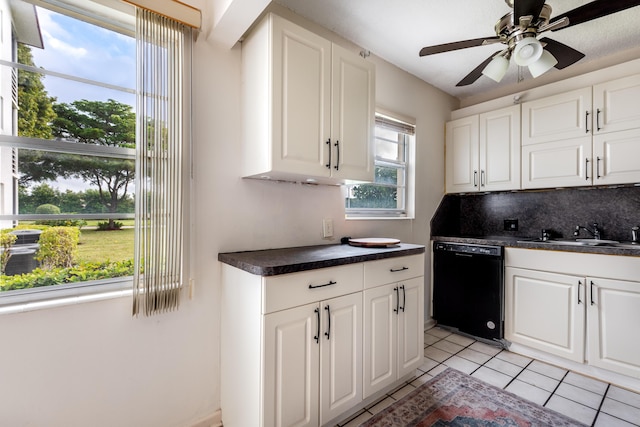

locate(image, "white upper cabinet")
[[522, 87, 592, 146], [446, 105, 520, 193], [446, 115, 479, 193], [241, 13, 374, 185], [522, 75, 640, 189], [479, 106, 521, 192], [593, 74, 640, 134]]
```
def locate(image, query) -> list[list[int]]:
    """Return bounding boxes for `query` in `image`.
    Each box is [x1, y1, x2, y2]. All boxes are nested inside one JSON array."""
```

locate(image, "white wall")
[[0, 6, 457, 427]]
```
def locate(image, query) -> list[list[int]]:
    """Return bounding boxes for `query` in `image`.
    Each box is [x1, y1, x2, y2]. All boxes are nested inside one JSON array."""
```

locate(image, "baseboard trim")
[[424, 319, 436, 330], [191, 409, 222, 427]]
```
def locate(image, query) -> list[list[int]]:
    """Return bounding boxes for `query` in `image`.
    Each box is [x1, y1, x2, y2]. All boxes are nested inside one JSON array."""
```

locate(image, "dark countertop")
[[218, 243, 426, 276], [432, 235, 640, 257]]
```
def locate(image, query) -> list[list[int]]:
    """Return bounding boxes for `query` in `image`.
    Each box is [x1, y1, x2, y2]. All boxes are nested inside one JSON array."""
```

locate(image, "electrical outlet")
[[322, 218, 333, 238], [504, 219, 519, 231]]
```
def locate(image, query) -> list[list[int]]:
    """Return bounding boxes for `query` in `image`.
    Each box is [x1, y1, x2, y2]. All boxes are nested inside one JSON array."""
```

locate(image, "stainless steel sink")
[[517, 238, 640, 249], [574, 239, 620, 246]]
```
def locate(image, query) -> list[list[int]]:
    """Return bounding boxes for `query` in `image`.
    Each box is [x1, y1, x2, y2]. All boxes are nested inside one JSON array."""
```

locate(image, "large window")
[[0, 0, 137, 299], [345, 113, 415, 218]]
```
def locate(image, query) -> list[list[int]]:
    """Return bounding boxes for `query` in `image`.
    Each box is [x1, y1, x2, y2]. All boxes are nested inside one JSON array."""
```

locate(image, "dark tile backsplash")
[[431, 186, 640, 242]]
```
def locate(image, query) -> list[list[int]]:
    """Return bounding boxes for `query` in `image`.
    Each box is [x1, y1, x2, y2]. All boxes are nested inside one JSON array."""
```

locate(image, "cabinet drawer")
[[364, 254, 424, 288], [263, 264, 363, 313]]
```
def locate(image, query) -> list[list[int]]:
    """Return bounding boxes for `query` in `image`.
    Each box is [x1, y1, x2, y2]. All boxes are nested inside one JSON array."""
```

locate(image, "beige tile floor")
[[336, 327, 640, 427]]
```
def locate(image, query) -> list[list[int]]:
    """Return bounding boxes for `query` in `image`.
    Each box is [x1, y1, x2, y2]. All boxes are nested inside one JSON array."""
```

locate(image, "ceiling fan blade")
[[550, 0, 640, 29], [540, 37, 586, 69], [456, 50, 503, 86], [419, 36, 500, 57], [514, 0, 546, 23]]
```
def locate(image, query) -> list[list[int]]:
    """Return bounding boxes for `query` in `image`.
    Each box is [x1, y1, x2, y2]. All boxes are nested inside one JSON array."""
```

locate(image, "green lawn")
[[77, 228, 134, 263]]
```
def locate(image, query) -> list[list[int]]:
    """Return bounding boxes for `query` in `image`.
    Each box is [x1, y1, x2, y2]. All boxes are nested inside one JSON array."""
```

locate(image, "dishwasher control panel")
[[434, 242, 503, 257]]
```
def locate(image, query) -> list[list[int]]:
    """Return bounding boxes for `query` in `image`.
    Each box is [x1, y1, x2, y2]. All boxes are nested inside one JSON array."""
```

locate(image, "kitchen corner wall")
[[432, 185, 640, 242]]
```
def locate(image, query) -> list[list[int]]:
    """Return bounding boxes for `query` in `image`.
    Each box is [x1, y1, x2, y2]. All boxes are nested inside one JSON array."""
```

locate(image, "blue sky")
[[30, 7, 136, 108], [24, 7, 136, 194]]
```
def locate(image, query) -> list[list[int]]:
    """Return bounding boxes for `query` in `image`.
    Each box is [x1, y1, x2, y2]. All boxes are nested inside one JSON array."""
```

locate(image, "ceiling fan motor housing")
[[495, 4, 551, 46]]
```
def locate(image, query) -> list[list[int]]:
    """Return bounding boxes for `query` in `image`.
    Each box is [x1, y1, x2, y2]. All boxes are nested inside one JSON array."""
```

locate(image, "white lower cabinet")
[[505, 267, 585, 362], [319, 293, 362, 425], [264, 292, 362, 427], [588, 277, 640, 378], [221, 252, 424, 427], [363, 270, 424, 398], [505, 248, 640, 379], [264, 302, 320, 427]]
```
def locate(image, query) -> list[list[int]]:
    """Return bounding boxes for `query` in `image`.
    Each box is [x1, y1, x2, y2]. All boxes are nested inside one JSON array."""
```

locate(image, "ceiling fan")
[[418, 0, 640, 86]]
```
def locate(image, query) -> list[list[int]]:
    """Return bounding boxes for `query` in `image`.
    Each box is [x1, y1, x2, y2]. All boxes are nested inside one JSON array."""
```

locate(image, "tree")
[[348, 167, 398, 209], [19, 99, 136, 229], [17, 44, 56, 139]]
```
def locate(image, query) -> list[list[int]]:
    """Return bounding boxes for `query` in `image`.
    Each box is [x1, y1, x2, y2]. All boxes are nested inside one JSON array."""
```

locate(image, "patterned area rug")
[[360, 368, 586, 426]]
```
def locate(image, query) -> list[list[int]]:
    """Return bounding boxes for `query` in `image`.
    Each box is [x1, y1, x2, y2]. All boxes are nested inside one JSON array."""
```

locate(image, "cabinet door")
[[521, 136, 592, 189], [319, 293, 363, 425], [592, 128, 640, 185], [587, 277, 640, 379], [264, 302, 320, 427], [363, 283, 397, 398], [445, 115, 480, 193], [331, 44, 375, 182], [505, 267, 585, 362], [271, 15, 332, 178], [522, 87, 592, 145], [479, 105, 521, 191], [397, 277, 424, 378], [593, 74, 640, 134]]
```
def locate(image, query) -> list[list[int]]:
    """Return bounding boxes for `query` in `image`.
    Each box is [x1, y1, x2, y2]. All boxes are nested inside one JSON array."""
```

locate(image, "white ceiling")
[[273, 0, 640, 103]]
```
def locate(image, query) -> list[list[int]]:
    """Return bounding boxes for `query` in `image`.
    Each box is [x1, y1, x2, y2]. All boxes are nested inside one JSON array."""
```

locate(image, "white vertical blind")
[[133, 8, 190, 316]]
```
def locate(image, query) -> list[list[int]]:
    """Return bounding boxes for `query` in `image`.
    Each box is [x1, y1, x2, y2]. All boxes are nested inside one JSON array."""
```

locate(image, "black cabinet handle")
[[324, 305, 331, 340], [473, 170, 478, 187], [390, 266, 409, 273], [585, 111, 590, 133], [590, 281, 595, 306], [393, 287, 399, 314], [325, 139, 332, 169], [585, 158, 590, 181], [578, 280, 583, 304], [596, 156, 602, 179], [334, 140, 340, 171], [400, 285, 406, 312], [314, 308, 320, 344], [309, 280, 337, 289], [596, 108, 602, 131]]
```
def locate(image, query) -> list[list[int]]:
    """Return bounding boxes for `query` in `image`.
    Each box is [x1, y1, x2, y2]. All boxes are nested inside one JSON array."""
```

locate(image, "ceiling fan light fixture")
[[513, 37, 543, 66], [481, 55, 510, 83], [528, 49, 558, 77]]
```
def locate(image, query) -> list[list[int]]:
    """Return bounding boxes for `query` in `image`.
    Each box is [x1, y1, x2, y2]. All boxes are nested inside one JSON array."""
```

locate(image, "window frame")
[[345, 111, 415, 219], [0, 0, 138, 306]]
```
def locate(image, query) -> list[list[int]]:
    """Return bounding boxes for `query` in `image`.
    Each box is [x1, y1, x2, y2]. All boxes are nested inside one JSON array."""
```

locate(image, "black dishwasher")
[[432, 242, 504, 342]]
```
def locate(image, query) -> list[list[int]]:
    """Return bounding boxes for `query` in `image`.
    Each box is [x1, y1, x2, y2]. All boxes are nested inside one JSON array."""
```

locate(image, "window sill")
[[0, 277, 133, 315], [345, 215, 414, 221]]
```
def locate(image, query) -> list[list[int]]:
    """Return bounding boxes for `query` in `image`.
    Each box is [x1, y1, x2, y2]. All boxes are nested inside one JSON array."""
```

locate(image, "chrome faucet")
[[632, 226, 639, 244], [574, 223, 601, 240]]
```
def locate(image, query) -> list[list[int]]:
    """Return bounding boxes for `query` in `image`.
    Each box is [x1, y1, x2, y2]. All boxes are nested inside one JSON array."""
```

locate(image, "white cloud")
[[42, 30, 88, 58]]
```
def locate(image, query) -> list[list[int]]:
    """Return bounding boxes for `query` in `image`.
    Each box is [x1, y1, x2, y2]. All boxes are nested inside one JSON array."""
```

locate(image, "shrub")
[[35, 226, 80, 269], [35, 204, 61, 215], [37, 219, 87, 228], [0, 259, 135, 292], [35, 204, 63, 226], [14, 224, 49, 231], [97, 221, 123, 231], [0, 231, 17, 275]]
